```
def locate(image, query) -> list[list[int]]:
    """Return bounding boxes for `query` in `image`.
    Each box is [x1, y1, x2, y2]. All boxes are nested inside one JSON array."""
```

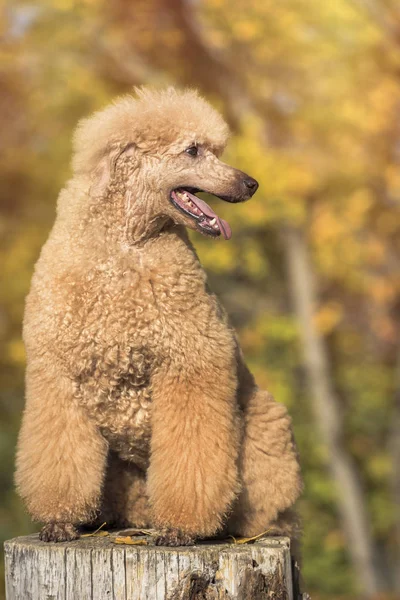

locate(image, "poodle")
[[16, 87, 302, 545]]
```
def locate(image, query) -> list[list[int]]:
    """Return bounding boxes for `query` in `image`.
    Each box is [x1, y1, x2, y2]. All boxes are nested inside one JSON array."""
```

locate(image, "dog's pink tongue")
[[185, 192, 232, 240], [216, 217, 232, 240]]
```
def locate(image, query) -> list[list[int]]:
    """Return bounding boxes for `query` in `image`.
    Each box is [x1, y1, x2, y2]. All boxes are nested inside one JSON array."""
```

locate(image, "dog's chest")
[[55, 244, 207, 468], [75, 345, 154, 470]]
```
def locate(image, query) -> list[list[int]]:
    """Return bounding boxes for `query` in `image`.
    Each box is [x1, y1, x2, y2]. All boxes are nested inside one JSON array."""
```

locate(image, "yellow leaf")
[[314, 302, 343, 334], [81, 531, 109, 538], [115, 528, 154, 537], [114, 537, 148, 545], [81, 522, 109, 537], [229, 528, 273, 544], [7, 339, 26, 366]]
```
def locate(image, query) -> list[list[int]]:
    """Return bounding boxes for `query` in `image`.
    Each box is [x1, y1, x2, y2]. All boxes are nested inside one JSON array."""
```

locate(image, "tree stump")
[[4, 533, 304, 599]]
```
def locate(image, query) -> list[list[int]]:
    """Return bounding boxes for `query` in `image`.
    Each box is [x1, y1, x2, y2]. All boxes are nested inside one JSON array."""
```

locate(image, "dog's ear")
[[89, 143, 136, 198]]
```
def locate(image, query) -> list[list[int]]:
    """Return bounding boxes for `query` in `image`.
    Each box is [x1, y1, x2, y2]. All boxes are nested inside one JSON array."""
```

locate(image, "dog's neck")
[[56, 179, 198, 272], [83, 187, 173, 250]]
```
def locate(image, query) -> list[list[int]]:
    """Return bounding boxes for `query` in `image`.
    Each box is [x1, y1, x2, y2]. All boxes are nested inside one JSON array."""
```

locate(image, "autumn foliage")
[[1, 0, 400, 597]]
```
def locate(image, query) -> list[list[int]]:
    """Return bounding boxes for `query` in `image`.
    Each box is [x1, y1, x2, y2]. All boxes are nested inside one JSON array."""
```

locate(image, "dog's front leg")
[[16, 368, 108, 542], [147, 342, 241, 545]]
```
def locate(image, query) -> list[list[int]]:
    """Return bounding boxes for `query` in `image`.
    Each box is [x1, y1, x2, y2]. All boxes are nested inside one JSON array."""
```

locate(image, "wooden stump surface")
[[4, 533, 297, 600]]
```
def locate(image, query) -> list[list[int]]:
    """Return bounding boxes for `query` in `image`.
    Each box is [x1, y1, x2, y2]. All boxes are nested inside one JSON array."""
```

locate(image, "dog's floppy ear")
[[89, 143, 136, 199]]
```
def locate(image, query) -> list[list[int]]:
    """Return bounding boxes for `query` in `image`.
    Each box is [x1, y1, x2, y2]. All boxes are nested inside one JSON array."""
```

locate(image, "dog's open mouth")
[[170, 189, 232, 240]]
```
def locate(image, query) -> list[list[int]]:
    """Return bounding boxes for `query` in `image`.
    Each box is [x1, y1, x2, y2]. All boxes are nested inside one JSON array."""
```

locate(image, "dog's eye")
[[185, 145, 198, 157]]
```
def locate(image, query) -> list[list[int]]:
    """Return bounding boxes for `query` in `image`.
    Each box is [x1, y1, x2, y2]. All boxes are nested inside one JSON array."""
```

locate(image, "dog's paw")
[[154, 528, 195, 547], [39, 522, 80, 543]]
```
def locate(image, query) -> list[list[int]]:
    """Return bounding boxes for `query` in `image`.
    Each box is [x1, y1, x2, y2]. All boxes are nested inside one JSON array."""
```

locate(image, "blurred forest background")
[[1, 0, 400, 598]]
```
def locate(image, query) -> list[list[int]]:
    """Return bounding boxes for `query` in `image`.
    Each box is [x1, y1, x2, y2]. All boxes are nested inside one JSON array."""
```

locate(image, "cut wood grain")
[[4, 534, 302, 599]]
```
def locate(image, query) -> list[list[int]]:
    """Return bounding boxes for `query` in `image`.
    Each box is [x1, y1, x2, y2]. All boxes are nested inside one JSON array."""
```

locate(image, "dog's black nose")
[[243, 177, 259, 195]]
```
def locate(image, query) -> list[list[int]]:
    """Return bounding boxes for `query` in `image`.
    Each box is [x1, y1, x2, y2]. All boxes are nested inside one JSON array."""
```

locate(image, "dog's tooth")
[[209, 218, 216, 225]]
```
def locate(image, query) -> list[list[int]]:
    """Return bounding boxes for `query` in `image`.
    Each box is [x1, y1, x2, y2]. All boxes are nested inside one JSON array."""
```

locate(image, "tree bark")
[[389, 346, 400, 590], [281, 225, 382, 596], [4, 534, 296, 600]]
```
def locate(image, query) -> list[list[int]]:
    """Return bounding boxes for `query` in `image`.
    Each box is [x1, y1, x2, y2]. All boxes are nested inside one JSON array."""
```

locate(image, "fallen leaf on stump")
[[81, 522, 110, 538], [113, 528, 155, 537], [227, 528, 273, 545], [113, 536, 148, 545]]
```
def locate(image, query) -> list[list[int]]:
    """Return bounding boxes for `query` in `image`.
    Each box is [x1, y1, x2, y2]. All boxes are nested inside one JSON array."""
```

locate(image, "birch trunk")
[[281, 225, 381, 596], [389, 347, 400, 590]]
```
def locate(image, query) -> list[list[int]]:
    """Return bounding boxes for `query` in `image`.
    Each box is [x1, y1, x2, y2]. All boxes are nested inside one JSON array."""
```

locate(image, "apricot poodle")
[[16, 87, 302, 545]]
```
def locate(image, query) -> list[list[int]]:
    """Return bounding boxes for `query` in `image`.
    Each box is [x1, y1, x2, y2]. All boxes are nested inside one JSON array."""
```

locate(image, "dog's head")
[[72, 87, 258, 242]]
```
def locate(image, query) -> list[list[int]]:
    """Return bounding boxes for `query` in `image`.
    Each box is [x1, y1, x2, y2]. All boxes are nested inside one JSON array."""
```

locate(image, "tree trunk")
[[389, 347, 400, 590], [4, 533, 299, 600], [281, 225, 382, 596]]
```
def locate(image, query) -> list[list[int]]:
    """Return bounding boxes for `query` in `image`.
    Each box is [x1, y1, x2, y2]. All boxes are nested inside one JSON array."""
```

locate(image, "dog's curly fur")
[[15, 87, 302, 544]]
